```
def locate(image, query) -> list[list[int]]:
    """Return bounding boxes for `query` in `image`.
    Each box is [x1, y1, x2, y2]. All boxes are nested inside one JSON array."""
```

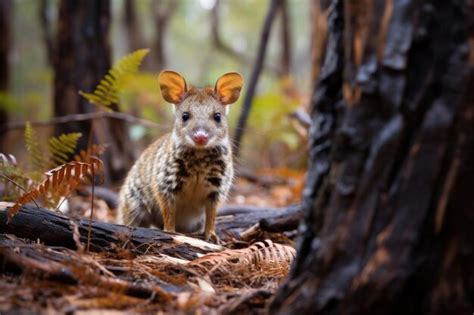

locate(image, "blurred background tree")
[[0, 0, 12, 152]]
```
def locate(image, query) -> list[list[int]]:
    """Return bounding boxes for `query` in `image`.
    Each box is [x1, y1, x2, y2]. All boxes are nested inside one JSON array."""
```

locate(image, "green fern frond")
[[24, 122, 47, 171], [79, 48, 150, 110], [48, 132, 82, 167]]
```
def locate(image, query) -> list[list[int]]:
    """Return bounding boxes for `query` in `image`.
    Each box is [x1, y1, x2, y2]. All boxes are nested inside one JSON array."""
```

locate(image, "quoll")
[[117, 70, 243, 241]]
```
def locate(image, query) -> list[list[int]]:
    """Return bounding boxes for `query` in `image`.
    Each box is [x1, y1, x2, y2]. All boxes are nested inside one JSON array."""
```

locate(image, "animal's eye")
[[182, 112, 190, 122], [213, 112, 221, 123]]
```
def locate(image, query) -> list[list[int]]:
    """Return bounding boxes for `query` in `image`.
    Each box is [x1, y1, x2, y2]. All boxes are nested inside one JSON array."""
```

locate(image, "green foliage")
[[1, 124, 104, 208], [48, 132, 82, 166], [236, 81, 299, 147], [120, 72, 174, 124], [0, 91, 18, 113], [79, 49, 150, 110], [228, 78, 306, 168], [24, 122, 47, 171], [24, 122, 82, 170]]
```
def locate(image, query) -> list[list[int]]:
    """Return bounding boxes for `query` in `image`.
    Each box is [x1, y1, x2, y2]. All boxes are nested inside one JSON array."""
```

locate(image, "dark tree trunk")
[[151, 0, 177, 71], [272, 0, 474, 314], [233, 0, 282, 158], [54, 0, 133, 182], [279, 0, 291, 76], [123, 0, 144, 53], [39, 0, 55, 66], [0, 0, 12, 152]]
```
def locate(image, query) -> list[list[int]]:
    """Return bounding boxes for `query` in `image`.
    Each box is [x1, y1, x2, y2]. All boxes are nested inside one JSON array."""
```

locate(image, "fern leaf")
[[48, 132, 82, 167], [24, 122, 47, 171], [7, 157, 104, 221], [79, 48, 150, 110]]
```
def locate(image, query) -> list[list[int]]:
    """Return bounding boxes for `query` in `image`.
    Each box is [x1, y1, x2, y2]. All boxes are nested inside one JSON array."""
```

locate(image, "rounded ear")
[[158, 70, 187, 104], [214, 72, 244, 105]]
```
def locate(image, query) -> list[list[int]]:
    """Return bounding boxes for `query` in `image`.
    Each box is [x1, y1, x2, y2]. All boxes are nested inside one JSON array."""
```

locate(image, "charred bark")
[[0, 202, 299, 253], [0, 204, 222, 260], [39, 0, 55, 66], [272, 0, 474, 314]]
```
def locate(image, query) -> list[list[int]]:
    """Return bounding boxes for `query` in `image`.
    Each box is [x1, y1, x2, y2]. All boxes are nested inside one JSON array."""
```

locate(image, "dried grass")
[[0, 234, 294, 314]]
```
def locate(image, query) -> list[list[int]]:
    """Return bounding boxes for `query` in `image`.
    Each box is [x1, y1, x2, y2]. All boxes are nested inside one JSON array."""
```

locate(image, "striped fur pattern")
[[118, 133, 233, 235], [117, 71, 242, 242]]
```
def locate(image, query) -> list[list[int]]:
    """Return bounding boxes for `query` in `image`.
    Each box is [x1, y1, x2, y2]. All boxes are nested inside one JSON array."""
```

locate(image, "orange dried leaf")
[[7, 159, 105, 222]]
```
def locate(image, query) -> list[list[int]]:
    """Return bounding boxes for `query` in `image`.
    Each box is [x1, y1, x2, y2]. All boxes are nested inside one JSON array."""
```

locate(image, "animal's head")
[[158, 70, 243, 149]]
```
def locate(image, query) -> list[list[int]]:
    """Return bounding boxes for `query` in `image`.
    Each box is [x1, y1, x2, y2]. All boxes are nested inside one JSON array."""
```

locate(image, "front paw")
[[163, 225, 176, 233], [205, 230, 220, 244]]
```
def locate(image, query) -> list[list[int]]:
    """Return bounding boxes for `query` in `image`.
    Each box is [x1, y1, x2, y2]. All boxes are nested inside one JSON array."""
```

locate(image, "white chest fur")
[[174, 173, 212, 232]]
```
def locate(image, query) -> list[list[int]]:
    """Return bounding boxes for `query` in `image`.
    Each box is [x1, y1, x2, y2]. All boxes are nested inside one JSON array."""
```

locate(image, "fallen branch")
[[259, 204, 302, 232], [0, 202, 301, 256], [216, 204, 302, 237], [0, 203, 222, 260]]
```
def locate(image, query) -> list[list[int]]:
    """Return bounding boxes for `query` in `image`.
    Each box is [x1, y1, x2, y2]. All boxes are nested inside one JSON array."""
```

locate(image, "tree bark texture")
[[0, 0, 12, 152], [54, 0, 133, 182], [272, 0, 474, 314]]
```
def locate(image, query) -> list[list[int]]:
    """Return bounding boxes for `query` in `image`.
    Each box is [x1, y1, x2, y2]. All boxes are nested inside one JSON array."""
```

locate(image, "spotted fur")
[[117, 134, 233, 234], [117, 71, 242, 241]]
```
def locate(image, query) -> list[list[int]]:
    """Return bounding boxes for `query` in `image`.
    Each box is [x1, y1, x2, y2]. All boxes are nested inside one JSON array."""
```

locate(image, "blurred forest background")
[[0, 0, 312, 190]]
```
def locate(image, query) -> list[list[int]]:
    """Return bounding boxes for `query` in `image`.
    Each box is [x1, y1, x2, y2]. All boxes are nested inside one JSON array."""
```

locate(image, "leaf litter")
[[0, 168, 303, 314]]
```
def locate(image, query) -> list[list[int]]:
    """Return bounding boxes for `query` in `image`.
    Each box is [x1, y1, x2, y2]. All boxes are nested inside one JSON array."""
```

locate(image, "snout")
[[192, 130, 209, 145]]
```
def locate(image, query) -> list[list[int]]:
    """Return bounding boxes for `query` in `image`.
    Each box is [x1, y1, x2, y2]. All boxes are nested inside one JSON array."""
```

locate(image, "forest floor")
[[0, 167, 304, 314]]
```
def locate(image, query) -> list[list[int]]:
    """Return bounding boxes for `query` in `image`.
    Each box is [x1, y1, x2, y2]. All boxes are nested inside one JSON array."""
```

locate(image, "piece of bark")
[[216, 204, 302, 237], [259, 204, 302, 232]]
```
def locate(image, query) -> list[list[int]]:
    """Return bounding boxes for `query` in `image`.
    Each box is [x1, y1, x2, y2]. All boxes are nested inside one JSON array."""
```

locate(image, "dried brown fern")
[[7, 157, 104, 222], [189, 240, 295, 281]]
